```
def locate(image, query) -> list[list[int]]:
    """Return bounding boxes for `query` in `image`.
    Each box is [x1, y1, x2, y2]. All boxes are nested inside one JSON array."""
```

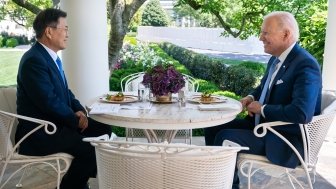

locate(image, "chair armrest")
[[253, 121, 292, 137], [0, 110, 57, 154], [253, 120, 306, 169]]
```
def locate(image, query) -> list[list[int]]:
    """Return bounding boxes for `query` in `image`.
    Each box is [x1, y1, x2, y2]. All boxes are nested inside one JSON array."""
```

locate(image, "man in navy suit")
[[16, 8, 112, 189], [204, 11, 322, 188]]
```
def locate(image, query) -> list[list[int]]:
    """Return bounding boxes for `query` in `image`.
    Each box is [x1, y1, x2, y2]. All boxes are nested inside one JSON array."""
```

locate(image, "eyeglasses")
[[48, 26, 69, 33]]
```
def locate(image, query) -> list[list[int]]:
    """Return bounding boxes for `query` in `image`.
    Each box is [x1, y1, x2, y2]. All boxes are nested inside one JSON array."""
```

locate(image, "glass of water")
[[138, 83, 146, 101]]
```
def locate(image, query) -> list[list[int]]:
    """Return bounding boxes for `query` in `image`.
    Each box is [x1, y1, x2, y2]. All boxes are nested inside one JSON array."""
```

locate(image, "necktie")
[[255, 58, 280, 125], [56, 56, 65, 84]]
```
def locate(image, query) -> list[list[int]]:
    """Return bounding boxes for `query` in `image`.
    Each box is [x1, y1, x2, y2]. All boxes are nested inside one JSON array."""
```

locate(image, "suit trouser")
[[17, 118, 112, 189], [204, 118, 266, 189]]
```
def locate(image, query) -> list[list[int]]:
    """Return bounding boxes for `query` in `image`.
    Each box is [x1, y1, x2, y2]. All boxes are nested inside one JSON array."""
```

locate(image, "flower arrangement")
[[142, 64, 185, 96]]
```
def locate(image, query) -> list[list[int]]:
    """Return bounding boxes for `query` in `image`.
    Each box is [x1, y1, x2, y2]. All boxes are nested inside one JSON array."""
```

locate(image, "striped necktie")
[[255, 58, 280, 125], [56, 56, 65, 84]]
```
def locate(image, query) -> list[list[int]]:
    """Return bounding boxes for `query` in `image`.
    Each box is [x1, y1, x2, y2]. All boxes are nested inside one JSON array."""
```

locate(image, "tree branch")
[[211, 10, 241, 38], [11, 0, 41, 14], [183, 0, 202, 10]]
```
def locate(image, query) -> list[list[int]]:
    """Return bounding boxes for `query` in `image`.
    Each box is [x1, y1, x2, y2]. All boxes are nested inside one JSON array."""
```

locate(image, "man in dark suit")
[[204, 11, 322, 188], [15, 8, 112, 189]]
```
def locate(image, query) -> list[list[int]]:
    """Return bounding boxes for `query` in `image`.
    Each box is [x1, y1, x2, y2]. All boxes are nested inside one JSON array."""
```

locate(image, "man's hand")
[[240, 96, 253, 109], [246, 101, 262, 117], [75, 111, 88, 132]]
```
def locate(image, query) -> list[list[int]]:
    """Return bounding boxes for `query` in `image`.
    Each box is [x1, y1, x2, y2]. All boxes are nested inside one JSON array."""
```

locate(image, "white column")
[[60, 0, 109, 104], [322, 0, 336, 91]]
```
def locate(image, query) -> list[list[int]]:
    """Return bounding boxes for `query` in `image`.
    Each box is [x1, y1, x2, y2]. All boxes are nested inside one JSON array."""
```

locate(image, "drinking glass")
[[138, 83, 146, 101]]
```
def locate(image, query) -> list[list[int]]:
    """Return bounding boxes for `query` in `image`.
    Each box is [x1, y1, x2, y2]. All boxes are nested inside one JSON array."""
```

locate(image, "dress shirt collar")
[[38, 41, 59, 63], [278, 42, 296, 63]]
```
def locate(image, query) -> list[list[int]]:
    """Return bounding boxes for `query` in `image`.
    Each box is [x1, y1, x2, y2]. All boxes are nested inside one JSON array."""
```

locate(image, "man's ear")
[[45, 27, 52, 39], [283, 29, 290, 41]]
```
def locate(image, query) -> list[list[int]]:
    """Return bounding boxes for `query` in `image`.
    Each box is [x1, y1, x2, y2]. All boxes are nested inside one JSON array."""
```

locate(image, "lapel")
[[34, 42, 70, 103], [265, 44, 300, 102]]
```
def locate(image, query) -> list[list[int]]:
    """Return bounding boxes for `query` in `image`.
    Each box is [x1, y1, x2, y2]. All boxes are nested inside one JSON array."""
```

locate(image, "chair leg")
[[285, 168, 298, 189], [247, 162, 253, 189], [285, 168, 313, 189], [0, 162, 9, 189], [56, 159, 61, 189], [189, 129, 192, 145], [15, 167, 28, 188]]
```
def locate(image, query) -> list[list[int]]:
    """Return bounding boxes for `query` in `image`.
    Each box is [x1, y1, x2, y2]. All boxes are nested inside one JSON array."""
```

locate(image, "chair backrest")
[[182, 73, 199, 93], [91, 141, 247, 189], [121, 72, 145, 92], [121, 72, 199, 93], [0, 86, 17, 147], [321, 90, 336, 114], [0, 86, 17, 114], [302, 91, 336, 167], [0, 111, 16, 160]]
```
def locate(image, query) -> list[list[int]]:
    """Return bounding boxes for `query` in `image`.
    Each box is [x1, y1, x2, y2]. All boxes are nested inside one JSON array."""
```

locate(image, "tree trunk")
[[108, 0, 146, 73]]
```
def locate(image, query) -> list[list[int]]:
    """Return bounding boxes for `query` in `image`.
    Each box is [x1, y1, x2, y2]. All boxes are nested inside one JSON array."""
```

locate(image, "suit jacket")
[[250, 43, 322, 168], [16, 42, 85, 142]]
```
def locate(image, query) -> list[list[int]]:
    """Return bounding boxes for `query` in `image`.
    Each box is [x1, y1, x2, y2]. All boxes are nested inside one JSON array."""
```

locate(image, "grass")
[[0, 50, 24, 87]]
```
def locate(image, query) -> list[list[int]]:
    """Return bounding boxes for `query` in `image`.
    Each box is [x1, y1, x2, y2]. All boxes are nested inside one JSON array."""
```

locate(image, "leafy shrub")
[[14, 35, 29, 45], [112, 126, 125, 137], [197, 79, 219, 92], [124, 36, 137, 45], [110, 66, 144, 91], [5, 38, 18, 48], [141, 0, 169, 26], [1, 32, 30, 46], [110, 43, 191, 91], [0, 36, 3, 47], [159, 42, 230, 86], [128, 7, 143, 32], [159, 42, 265, 97], [221, 65, 258, 96], [238, 61, 266, 75]]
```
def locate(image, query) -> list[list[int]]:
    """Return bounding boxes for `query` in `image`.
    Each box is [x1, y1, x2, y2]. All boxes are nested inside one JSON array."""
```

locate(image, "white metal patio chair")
[[121, 72, 199, 144], [120, 72, 145, 92], [0, 110, 73, 189], [84, 138, 248, 189], [237, 91, 336, 189]]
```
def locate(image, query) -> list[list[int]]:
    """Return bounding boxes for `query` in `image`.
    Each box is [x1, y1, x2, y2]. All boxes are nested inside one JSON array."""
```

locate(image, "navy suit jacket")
[[16, 42, 85, 141], [250, 43, 322, 168]]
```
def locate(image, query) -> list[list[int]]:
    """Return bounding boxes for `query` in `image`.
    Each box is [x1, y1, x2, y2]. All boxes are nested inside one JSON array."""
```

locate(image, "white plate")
[[101, 95, 138, 104], [187, 95, 227, 104]]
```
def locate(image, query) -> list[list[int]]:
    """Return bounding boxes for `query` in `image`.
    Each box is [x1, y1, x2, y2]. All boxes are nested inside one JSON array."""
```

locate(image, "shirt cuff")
[[247, 95, 254, 101], [261, 104, 266, 118]]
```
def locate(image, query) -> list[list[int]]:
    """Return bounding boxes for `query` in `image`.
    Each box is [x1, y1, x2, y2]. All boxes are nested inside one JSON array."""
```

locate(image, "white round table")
[[87, 94, 242, 143]]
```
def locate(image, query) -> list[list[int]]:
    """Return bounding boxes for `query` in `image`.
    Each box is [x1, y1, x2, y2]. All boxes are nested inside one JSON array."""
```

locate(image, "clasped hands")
[[75, 111, 88, 132], [240, 96, 262, 117]]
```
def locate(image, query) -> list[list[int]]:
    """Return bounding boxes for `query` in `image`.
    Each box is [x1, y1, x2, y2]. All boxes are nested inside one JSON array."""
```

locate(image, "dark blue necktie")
[[255, 58, 280, 125], [56, 56, 65, 84]]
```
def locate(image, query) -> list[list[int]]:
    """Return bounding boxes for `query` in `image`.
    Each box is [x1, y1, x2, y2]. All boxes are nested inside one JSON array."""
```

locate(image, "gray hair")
[[264, 11, 300, 41]]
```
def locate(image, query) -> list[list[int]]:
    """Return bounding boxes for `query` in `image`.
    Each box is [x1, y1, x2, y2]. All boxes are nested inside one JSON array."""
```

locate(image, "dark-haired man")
[[16, 8, 112, 189]]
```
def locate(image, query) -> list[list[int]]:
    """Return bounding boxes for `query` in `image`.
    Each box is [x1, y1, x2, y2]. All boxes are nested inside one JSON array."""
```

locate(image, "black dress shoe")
[[83, 183, 90, 189], [56, 183, 90, 189]]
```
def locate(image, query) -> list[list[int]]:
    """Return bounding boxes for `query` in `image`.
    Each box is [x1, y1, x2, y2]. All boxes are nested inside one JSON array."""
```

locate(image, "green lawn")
[[0, 50, 24, 87]]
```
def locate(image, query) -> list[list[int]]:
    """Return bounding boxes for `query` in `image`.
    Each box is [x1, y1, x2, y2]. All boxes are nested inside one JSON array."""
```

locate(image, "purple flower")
[[142, 64, 185, 96]]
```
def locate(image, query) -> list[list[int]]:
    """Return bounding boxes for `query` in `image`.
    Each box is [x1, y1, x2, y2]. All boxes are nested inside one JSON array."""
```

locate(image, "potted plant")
[[142, 64, 185, 102]]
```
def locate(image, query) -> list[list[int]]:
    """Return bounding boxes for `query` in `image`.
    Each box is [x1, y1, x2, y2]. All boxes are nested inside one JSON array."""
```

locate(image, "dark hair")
[[33, 8, 67, 39]]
